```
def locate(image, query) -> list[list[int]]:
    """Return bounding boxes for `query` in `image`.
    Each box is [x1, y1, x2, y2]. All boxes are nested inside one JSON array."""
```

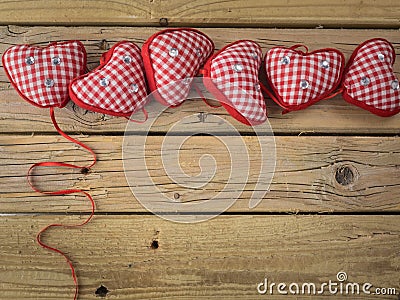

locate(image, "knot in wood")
[[335, 165, 355, 186]]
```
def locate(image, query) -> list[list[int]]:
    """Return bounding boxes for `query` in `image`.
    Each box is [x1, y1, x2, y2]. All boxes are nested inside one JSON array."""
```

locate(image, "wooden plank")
[[0, 0, 153, 26], [1, 135, 399, 213], [1, 26, 399, 134], [156, 0, 400, 28], [2, 94, 400, 134], [2, 26, 400, 80], [0, 215, 399, 299], [0, 0, 399, 27]]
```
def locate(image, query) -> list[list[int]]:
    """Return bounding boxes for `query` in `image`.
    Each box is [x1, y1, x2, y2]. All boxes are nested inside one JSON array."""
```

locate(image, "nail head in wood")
[[95, 285, 109, 297], [159, 18, 168, 26], [151, 240, 159, 249], [81, 167, 90, 175]]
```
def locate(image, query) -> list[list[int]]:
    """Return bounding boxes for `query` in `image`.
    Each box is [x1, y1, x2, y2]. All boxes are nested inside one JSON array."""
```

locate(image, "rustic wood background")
[[0, 0, 399, 299]]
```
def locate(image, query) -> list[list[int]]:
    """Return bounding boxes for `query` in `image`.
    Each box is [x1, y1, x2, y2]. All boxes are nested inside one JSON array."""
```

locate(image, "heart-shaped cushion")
[[142, 28, 214, 107], [342, 38, 400, 117], [264, 45, 345, 111], [203, 40, 266, 125], [2, 41, 86, 108], [69, 41, 148, 117]]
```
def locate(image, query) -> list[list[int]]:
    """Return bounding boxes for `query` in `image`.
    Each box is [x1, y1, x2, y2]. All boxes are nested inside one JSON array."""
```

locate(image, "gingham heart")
[[69, 41, 148, 117], [2, 41, 86, 108], [342, 38, 400, 117], [203, 40, 267, 125], [142, 28, 214, 107], [265, 45, 345, 111]]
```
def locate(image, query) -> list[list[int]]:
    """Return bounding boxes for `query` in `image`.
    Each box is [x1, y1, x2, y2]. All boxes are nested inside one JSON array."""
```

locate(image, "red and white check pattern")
[[2, 41, 86, 108], [208, 40, 266, 124], [265, 47, 343, 107], [70, 42, 147, 115], [343, 39, 399, 112], [147, 29, 213, 106]]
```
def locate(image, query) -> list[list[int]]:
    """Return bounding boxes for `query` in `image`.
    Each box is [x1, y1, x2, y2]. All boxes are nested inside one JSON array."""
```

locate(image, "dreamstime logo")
[[257, 272, 397, 296], [122, 78, 276, 223], [336, 271, 347, 282]]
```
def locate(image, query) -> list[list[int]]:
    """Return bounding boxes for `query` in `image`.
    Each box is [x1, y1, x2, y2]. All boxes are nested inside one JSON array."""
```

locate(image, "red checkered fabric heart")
[[342, 38, 400, 117], [69, 41, 148, 117], [264, 45, 345, 111], [142, 28, 214, 107], [2, 41, 86, 108], [203, 40, 266, 125]]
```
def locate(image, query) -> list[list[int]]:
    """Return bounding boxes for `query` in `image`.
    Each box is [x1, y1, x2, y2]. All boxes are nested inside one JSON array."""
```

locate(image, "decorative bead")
[[44, 78, 54, 88], [280, 56, 290, 65], [377, 53, 385, 62], [300, 79, 309, 89], [360, 76, 370, 86], [25, 56, 35, 65], [233, 63, 243, 72], [52, 57, 61, 65], [182, 77, 191, 85], [251, 51, 258, 59], [320, 60, 329, 69], [130, 83, 139, 93], [123, 55, 132, 64], [195, 48, 202, 57], [100, 77, 109, 87], [169, 48, 179, 57], [391, 80, 399, 91], [255, 83, 261, 91]]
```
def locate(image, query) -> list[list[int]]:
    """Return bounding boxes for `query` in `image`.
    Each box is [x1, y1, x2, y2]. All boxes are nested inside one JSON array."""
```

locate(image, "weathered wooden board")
[[1, 135, 399, 213], [2, 27, 399, 58], [0, 215, 399, 299], [2, 27, 399, 83], [1, 27, 399, 134], [2, 93, 400, 135], [0, 0, 399, 27]]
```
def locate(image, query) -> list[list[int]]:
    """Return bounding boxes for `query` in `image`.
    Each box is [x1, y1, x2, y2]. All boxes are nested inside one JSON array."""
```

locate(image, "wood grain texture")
[[0, 0, 152, 25], [0, 215, 399, 299], [0, 4, 399, 300], [156, 0, 400, 28], [0, 26, 399, 134], [0, 0, 399, 27], [1, 135, 399, 213]]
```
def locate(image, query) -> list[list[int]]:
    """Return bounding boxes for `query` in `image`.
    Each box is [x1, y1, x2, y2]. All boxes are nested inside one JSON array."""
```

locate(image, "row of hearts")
[[3, 29, 398, 124], [59, 35, 400, 122]]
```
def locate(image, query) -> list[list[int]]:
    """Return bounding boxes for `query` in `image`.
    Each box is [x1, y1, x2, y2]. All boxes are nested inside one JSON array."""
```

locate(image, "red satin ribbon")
[[27, 107, 97, 300], [193, 82, 222, 108]]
